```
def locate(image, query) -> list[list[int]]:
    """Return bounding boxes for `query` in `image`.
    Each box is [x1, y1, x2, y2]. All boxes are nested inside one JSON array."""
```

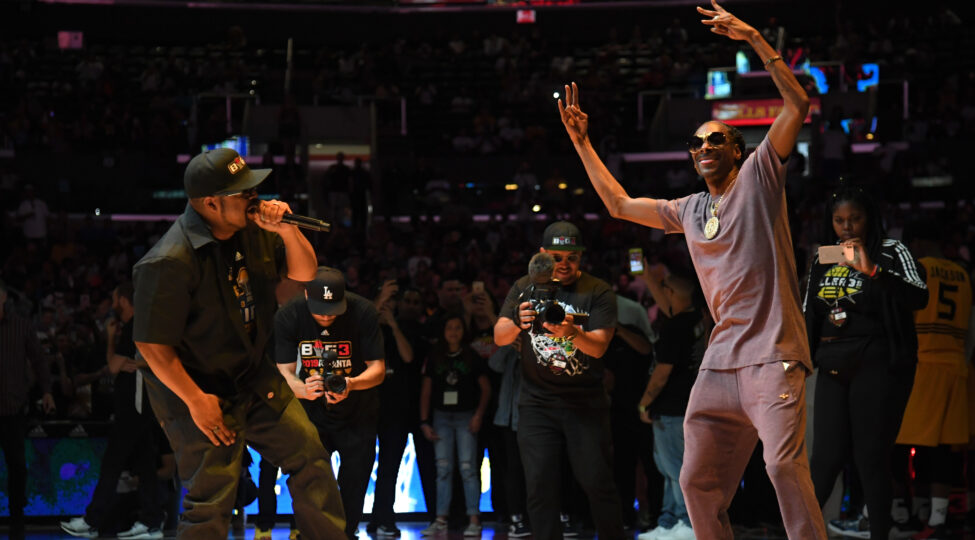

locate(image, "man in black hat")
[[130, 148, 346, 538], [494, 221, 626, 540], [275, 266, 386, 540]]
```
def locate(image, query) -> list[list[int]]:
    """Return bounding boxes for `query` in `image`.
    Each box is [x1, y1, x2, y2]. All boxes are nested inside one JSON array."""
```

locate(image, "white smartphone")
[[818, 244, 855, 264], [629, 248, 644, 275]]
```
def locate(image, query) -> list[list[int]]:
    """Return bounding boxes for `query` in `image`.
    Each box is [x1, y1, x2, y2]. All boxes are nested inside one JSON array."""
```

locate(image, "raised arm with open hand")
[[558, 82, 665, 230], [698, 0, 809, 160]]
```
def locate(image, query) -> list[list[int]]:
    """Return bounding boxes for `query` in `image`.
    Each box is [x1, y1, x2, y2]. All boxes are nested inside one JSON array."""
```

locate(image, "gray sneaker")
[[117, 521, 163, 539], [827, 516, 870, 539], [60, 517, 98, 538], [421, 519, 448, 536]]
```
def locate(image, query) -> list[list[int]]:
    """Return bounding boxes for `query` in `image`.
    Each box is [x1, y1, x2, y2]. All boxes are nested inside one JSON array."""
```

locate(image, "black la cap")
[[183, 148, 271, 198], [306, 267, 348, 316]]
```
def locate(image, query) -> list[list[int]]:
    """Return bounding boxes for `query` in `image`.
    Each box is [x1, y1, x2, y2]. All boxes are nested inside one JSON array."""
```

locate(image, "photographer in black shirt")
[[275, 267, 386, 540], [494, 221, 624, 540]]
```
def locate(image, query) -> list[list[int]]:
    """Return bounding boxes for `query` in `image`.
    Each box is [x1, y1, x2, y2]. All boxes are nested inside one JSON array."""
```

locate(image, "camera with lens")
[[520, 251, 591, 334], [300, 348, 347, 394], [526, 279, 566, 334]]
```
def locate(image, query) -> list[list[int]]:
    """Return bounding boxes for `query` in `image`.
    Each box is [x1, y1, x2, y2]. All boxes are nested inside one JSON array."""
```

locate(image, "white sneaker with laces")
[[60, 516, 98, 538], [462, 522, 482, 537], [638, 523, 674, 540], [117, 521, 163, 539], [658, 521, 695, 540]]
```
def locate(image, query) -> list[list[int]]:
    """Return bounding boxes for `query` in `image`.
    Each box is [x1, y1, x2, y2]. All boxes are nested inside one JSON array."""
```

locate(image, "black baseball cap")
[[183, 148, 271, 198], [306, 267, 347, 316], [541, 221, 585, 251]]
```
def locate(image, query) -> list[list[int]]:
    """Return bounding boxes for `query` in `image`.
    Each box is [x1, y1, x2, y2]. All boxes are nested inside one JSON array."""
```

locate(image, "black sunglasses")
[[551, 254, 580, 263], [686, 131, 728, 152], [219, 187, 259, 198]]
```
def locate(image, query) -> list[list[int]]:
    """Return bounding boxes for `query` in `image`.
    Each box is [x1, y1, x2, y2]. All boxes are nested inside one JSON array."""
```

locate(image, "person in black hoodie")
[[802, 186, 928, 540]]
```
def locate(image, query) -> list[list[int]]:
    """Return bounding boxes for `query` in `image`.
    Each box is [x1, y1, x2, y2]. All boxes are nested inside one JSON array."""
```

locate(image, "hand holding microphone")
[[247, 200, 331, 233]]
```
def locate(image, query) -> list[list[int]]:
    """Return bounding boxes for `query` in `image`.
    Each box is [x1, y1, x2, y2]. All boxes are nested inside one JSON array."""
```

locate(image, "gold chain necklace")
[[703, 175, 738, 240]]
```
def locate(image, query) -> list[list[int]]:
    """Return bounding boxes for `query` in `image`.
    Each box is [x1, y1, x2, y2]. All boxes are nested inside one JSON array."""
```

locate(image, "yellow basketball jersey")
[[915, 257, 972, 368]]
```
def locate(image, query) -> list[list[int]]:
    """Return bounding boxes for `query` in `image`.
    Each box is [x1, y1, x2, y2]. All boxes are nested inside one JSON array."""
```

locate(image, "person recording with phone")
[[557, 3, 826, 538], [130, 148, 345, 539], [802, 186, 927, 539], [275, 266, 386, 540], [494, 221, 625, 540], [368, 279, 418, 538]]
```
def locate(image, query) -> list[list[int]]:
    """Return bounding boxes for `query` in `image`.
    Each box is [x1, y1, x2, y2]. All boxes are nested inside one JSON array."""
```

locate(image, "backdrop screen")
[[0, 435, 494, 516]]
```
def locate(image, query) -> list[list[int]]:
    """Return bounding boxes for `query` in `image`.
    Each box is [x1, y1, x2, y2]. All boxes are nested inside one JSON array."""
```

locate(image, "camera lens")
[[541, 303, 566, 324], [325, 373, 347, 394]]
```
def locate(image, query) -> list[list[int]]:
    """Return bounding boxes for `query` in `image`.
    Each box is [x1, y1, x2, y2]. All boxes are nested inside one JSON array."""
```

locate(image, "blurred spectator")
[[0, 279, 55, 540], [16, 185, 50, 244]]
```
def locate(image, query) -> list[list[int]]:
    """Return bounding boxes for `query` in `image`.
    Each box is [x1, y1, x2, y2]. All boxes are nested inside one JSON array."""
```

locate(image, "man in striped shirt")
[[0, 280, 55, 540]]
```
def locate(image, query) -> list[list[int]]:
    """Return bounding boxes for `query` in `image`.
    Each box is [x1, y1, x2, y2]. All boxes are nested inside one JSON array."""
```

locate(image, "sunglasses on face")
[[219, 187, 259, 199], [551, 253, 580, 263], [686, 131, 728, 152]]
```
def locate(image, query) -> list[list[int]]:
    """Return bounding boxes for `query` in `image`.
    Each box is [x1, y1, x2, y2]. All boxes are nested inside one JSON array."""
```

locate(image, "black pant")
[[313, 405, 378, 540], [256, 457, 295, 531], [810, 337, 915, 540], [371, 417, 410, 527], [146, 378, 346, 540], [501, 426, 527, 519], [85, 412, 164, 530], [517, 405, 625, 540], [610, 412, 646, 527], [0, 414, 27, 529]]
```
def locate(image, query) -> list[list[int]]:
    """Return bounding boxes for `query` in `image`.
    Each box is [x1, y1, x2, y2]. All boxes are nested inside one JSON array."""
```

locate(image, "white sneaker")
[[60, 516, 98, 538], [421, 519, 448, 536], [638, 523, 673, 540], [658, 521, 695, 540], [117, 521, 163, 539], [462, 522, 482, 537]]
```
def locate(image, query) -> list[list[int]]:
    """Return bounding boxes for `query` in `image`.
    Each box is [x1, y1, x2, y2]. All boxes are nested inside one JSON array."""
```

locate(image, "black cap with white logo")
[[306, 267, 347, 316], [183, 148, 271, 198], [541, 221, 585, 251]]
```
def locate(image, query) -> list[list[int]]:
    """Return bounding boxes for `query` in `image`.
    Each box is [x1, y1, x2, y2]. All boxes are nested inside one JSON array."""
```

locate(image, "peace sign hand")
[[558, 82, 589, 146], [697, 0, 756, 42]]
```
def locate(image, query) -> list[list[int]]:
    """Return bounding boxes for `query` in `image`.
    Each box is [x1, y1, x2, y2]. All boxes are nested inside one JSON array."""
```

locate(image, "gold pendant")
[[704, 216, 719, 239]]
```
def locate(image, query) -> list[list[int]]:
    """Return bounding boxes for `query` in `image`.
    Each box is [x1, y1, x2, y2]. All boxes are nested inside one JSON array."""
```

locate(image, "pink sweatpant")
[[679, 362, 827, 540]]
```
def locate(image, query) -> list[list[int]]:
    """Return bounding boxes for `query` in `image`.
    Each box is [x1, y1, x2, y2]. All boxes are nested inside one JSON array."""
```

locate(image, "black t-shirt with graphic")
[[219, 236, 257, 339], [274, 292, 384, 422], [809, 263, 886, 339], [500, 272, 618, 409], [423, 345, 487, 413], [650, 311, 700, 417]]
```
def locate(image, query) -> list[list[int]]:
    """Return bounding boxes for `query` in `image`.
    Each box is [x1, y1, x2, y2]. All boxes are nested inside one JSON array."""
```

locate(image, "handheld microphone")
[[247, 201, 331, 232], [528, 252, 556, 284], [281, 213, 331, 232]]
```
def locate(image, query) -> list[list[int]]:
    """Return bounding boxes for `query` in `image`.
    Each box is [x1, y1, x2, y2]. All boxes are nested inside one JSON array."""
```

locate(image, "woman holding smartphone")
[[801, 186, 928, 539]]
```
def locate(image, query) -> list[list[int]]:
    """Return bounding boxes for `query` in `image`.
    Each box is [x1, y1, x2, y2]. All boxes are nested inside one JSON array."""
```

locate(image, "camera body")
[[300, 347, 348, 395], [526, 280, 566, 334]]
